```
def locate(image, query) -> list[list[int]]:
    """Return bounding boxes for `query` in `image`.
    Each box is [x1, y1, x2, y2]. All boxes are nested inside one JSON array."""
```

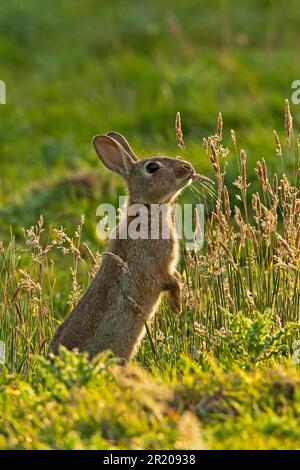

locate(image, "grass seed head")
[[285, 98, 293, 147], [273, 130, 282, 158], [175, 111, 185, 150], [217, 112, 223, 141]]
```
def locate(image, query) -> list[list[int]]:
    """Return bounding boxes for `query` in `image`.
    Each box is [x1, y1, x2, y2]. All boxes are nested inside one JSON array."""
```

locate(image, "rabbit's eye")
[[146, 162, 160, 174]]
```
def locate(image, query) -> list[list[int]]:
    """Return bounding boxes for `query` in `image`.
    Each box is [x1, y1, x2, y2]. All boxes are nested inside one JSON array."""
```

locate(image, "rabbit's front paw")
[[169, 294, 182, 316], [163, 273, 182, 316]]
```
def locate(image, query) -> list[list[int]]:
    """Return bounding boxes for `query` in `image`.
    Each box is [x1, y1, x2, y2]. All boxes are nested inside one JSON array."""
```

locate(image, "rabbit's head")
[[93, 132, 197, 204]]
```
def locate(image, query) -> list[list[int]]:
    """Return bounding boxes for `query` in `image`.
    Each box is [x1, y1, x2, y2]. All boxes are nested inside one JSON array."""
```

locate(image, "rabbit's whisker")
[[192, 174, 214, 185], [190, 186, 213, 203], [192, 182, 216, 199]]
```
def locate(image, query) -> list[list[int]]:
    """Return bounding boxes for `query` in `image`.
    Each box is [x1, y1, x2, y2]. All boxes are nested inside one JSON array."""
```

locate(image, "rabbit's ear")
[[93, 135, 135, 179], [106, 131, 139, 162]]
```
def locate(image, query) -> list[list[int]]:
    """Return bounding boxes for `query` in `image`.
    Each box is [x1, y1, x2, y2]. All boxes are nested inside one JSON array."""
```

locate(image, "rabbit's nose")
[[175, 162, 193, 178], [182, 163, 192, 172]]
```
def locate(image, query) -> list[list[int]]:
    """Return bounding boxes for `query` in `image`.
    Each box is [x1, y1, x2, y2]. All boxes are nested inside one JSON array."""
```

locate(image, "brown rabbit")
[[49, 132, 204, 360]]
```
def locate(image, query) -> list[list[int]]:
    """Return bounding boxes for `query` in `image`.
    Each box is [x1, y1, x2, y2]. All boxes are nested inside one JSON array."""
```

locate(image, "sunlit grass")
[[1, 0, 300, 450], [0, 108, 300, 448]]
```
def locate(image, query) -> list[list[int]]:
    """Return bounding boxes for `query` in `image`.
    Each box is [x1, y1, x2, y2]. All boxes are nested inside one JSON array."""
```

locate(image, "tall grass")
[[0, 216, 98, 374], [139, 102, 300, 371], [0, 102, 299, 376]]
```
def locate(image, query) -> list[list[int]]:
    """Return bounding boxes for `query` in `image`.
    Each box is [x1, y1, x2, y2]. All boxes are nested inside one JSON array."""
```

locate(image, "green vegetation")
[[0, 349, 203, 450], [1, 0, 300, 451], [2, 347, 300, 450]]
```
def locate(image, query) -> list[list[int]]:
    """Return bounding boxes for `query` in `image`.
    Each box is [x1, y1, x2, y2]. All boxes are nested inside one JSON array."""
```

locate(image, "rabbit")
[[49, 132, 205, 360]]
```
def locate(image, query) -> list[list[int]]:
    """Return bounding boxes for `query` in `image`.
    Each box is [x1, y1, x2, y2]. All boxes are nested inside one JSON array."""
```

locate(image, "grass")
[[1, 109, 300, 449], [0, 0, 300, 450], [2, 348, 300, 450]]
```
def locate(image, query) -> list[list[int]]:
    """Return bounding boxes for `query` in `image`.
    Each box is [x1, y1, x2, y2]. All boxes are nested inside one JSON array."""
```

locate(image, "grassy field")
[[1, 0, 300, 450]]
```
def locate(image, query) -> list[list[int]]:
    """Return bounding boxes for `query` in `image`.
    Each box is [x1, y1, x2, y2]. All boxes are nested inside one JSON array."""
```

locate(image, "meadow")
[[0, 0, 300, 450]]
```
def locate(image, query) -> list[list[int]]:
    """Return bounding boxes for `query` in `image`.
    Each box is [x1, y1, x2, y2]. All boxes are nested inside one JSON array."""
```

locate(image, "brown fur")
[[49, 133, 197, 360]]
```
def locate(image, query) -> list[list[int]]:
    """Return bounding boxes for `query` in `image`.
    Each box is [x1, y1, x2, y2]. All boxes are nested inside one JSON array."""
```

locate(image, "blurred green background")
[[0, 0, 299, 242]]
